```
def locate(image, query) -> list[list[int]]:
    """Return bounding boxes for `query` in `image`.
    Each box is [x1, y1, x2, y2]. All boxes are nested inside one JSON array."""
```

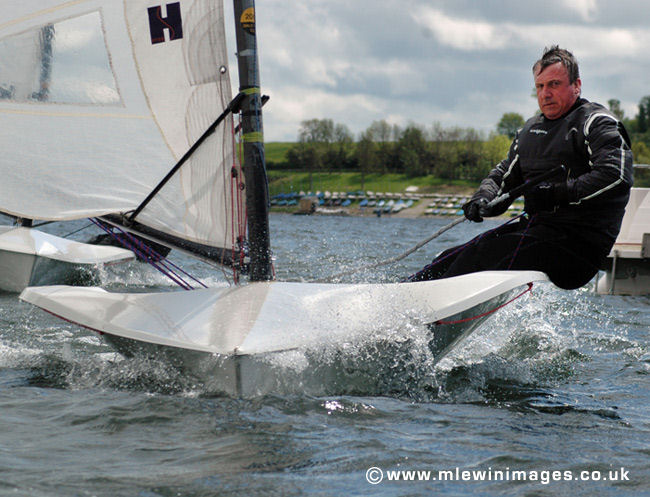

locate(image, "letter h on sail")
[[148, 2, 183, 44]]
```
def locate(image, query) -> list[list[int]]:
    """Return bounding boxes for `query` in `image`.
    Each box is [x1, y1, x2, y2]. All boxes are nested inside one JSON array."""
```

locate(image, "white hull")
[[596, 188, 650, 295], [596, 263, 650, 296], [0, 226, 134, 293], [21, 270, 548, 396]]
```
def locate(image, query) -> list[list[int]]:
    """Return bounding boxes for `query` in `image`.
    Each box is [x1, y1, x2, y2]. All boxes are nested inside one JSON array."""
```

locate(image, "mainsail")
[[0, 1, 245, 266]]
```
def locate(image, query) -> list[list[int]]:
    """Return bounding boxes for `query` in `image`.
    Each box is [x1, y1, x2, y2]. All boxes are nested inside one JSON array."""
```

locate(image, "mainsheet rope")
[[312, 212, 538, 325], [314, 213, 530, 283], [311, 217, 466, 283], [507, 213, 536, 269], [404, 213, 530, 282]]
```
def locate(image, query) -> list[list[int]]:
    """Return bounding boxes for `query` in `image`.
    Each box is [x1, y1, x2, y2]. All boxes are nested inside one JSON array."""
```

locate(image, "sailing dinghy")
[[16, 0, 549, 395], [0, 225, 134, 293], [596, 182, 650, 295]]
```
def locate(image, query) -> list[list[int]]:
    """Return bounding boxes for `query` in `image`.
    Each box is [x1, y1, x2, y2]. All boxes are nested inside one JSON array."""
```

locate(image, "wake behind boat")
[[13, 0, 551, 395]]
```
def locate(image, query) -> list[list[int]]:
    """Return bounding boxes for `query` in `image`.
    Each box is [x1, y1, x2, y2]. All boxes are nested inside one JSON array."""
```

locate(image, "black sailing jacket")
[[481, 98, 634, 245]]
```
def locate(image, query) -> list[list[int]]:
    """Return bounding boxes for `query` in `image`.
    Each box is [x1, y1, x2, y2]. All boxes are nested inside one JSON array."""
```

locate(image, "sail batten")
[[0, 107, 152, 119], [0, 0, 243, 260]]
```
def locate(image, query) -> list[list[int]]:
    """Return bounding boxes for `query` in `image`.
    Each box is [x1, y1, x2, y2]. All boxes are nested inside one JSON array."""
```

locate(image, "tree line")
[[276, 119, 512, 187], [616, 96, 650, 164], [269, 95, 650, 189]]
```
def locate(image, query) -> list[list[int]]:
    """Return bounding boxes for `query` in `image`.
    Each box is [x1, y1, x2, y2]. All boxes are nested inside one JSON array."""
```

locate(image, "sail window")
[[0, 11, 120, 105]]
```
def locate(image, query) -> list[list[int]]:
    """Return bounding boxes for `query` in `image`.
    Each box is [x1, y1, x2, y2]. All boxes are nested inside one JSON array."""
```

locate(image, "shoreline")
[[271, 187, 525, 219], [271, 205, 429, 218], [272, 188, 476, 219], [272, 197, 524, 219]]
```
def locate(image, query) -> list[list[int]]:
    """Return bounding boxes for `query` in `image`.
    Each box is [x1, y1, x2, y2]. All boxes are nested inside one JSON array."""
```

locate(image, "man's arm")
[[568, 113, 633, 205], [525, 113, 633, 215]]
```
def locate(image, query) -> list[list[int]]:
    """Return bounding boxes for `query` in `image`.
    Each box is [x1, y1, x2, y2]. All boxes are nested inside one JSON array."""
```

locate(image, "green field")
[[264, 142, 479, 195], [265, 142, 293, 164], [267, 170, 476, 196], [263, 143, 650, 193]]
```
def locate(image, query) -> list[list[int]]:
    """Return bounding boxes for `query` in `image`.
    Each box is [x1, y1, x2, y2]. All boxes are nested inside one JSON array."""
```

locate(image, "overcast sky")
[[224, 0, 650, 142]]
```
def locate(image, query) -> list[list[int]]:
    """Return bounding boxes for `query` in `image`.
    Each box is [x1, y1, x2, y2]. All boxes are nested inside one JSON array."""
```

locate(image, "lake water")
[[0, 214, 648, 496]]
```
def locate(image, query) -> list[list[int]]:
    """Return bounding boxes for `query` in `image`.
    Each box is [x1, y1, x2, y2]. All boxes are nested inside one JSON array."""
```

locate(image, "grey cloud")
[[246, 0, 650, 140]]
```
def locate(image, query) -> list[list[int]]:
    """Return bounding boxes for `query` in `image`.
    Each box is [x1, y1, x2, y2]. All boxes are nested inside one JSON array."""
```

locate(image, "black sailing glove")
[[462, 197, 489, 222], [463, 178, 501, 222], [524, 182, 569, 214]]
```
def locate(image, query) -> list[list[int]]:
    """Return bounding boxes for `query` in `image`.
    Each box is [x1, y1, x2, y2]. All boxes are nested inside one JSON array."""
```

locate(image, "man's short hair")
[[533, 45, 580, 83]]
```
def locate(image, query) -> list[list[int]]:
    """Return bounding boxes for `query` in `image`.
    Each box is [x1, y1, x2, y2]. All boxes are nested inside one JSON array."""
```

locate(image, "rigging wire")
[[30, 220, 54, 229]]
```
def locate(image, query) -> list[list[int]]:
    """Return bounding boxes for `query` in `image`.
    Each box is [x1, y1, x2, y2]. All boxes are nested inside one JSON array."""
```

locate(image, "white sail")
[[0, 23, 43, 102], [0, 0, 242, 258]]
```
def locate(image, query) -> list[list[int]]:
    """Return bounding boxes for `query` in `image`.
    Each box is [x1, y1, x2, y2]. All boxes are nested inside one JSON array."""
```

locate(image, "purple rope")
[[126, 233, 208, 289], [507, 213, 535, 269], [90, 219, 208, 290], [90, 219, 193, 290]]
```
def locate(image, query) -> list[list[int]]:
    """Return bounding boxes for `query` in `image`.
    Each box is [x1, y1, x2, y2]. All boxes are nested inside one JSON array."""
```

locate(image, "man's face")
[[534, 61, 581, 120]]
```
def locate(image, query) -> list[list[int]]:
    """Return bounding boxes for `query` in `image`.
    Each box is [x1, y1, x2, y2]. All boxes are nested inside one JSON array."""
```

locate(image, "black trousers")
[[409, 217, 606, 290]]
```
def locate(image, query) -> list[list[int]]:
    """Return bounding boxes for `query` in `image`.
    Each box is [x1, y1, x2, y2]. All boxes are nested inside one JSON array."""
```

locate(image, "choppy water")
[[0, 214, 648, 496]]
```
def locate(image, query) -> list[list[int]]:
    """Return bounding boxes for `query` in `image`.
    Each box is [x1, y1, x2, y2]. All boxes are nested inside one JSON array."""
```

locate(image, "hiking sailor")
[[411, 45, 633, 289]]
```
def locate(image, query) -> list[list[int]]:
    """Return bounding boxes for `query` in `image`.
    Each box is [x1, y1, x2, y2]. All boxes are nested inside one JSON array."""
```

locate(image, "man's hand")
[[463, 178, 503, 222], [524, 182, 569, 214], [463, 197, 490, 222]]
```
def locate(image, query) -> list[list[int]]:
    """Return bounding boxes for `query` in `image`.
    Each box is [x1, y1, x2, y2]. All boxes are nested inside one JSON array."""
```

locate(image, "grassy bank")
[[267, 170, 477, 196], [265, 142, 293, 164], [264, 142, 479, 195]]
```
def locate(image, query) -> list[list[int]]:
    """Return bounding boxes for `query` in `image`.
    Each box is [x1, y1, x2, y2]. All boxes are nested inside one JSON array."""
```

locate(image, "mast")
[[233, 0, 273, 282]]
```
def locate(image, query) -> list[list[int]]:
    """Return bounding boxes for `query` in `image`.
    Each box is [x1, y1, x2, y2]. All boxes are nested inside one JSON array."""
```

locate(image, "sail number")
[[240, 7, 255, 35], [148, 2, 183, 44]]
